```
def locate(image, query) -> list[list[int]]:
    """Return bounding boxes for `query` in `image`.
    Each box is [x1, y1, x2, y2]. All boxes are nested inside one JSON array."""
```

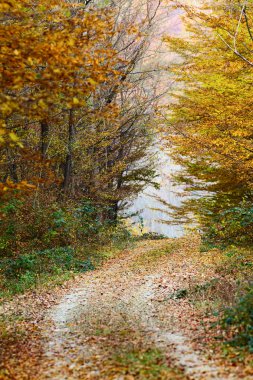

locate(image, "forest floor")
[[0, 237, 252, 380]]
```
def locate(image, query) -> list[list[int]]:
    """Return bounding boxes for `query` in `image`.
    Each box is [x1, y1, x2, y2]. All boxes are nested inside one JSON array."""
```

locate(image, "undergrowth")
[[221, 287, 253, 353], [0, 197, 134, 300], [161, 240, 253, 358], [191, 242, 253, 356]]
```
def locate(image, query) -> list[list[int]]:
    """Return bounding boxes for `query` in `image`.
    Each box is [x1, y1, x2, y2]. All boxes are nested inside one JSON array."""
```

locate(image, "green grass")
[[113, 349, 168, 378], [0, 240, 133, 301], [0, 270, 75, 300], [0, 246, 86, 300], [132, 242, 176, 268], [109, 348, 186, 379]]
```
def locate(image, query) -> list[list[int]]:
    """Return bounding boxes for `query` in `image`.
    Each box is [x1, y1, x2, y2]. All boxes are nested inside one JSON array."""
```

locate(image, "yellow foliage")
[[0, 0, 120, 196], [165, 0, 253, 190]]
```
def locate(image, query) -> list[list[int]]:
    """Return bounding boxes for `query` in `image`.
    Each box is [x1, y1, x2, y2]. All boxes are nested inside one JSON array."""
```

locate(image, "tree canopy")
[[164, 0, 253, 244]]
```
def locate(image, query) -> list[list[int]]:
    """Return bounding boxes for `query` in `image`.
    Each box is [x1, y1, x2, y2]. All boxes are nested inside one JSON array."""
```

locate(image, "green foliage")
[[168, 288, 188, 300], [110, 223, 132, 246], [131, 243, 176, 268], [0, 197, 131, 253], [75, 200, 103, 236], [199, 197, 253, 246], [215, 249, 253, 281], [221, 287, 253, 352], [136, 232, 167, 241], [0, 247, 96, 296], [1, 247, 75, 278], [78, 257, 95, 272], [0, 196, 133, 297]]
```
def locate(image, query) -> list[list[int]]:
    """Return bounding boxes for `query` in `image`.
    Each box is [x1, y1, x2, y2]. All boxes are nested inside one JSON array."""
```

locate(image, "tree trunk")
[[40, 120, 49, 159], [108, 200, 119, 223], [63, 109, 75, 192], [5, 148, 18, 182]]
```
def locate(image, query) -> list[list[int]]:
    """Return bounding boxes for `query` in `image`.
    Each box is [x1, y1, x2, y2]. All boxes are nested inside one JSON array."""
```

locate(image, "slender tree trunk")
[[108, 200, 119, 223], [5, 148, 18, 182], [63, 109, 75, 192], [40, 120, 49, 159], [9, 162, 18, 182], [108, 172, 124, 223]]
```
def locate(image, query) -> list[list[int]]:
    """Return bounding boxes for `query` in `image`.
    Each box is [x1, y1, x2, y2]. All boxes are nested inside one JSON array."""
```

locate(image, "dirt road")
[[35, 239, 241, 380]]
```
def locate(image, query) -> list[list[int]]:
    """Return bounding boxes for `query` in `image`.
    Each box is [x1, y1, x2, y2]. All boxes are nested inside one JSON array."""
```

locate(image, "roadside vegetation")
[[162, 0, 253, 363], [0, 0, 161, 299]]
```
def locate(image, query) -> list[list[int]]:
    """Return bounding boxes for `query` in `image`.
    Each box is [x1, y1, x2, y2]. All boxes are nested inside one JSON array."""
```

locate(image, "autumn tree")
[[84, 0, 163, 221], [0, 0, 121, 194], [0, 0, 124, 258], [0, 0, 164, 258], [164, 0, 253, 244]]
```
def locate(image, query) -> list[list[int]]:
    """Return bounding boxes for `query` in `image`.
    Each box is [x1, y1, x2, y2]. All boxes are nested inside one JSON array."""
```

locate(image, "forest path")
[[37, 238, 239, 380]]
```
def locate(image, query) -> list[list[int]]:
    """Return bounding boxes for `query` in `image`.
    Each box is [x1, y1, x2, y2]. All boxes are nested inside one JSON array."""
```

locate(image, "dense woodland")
[[0, 0, 162, 264], [0, 0, 253, 377]]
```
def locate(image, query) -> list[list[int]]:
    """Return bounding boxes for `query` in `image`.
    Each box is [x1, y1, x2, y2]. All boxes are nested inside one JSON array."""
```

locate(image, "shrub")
[[200, 198, 253, 247], [0, 246, 98, 296], [221, 287, 253, 352], [0, 196, 133, 296], [0, 247, 76, 279], [137, 232, 167, 241]]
